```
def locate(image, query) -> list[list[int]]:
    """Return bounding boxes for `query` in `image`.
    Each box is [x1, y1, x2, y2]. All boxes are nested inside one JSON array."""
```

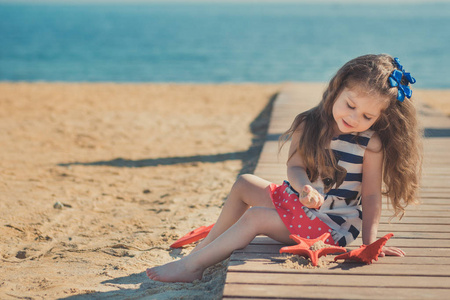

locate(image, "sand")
[[0, 83, 279, 299], [0, 82, 448, 299], [282, 254, 334, 269]]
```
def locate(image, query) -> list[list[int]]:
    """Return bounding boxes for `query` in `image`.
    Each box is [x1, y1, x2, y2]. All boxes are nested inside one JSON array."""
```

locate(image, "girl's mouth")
[[342, 120, 354, 128]]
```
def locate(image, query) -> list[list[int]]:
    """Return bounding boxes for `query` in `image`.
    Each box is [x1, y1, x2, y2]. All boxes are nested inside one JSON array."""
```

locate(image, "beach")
[[0, 83, 448, 299]]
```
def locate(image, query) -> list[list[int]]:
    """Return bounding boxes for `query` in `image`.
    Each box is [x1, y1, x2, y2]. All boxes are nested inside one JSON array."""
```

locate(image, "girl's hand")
[[380, 246, 405, 257], [300, 185, 324, 209]]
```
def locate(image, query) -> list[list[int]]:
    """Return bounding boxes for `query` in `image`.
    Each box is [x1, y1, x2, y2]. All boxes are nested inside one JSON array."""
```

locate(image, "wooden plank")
[[378, 223, 450, 232], [419, 187, 450, 194], [235, 244, 450, 257], [253, 236, 442, 246], [419, 190, 450, 197], [225, 272, 450, 288], [230, 252, 450, 265], [227, 260, 450, 276], [223, 284, 450, 300], [245, 236, 450, 251], [377, 231, 450, 239], [379, 217, 450, 225], [416, 199, 450, 204], [381, 210, 450, 217], [350, 238, 450, 247], [247, 235, 450, 245], [389, 207, 450, 212]]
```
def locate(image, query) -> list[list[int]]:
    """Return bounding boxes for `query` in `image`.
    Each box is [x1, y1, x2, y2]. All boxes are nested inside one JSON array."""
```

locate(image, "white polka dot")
[[300, 215, 303, 218], [283, 215, 286, 218], [318, 227, 321, 231], [293, 207, 296, 210], [326, 239, 329, 242], [287, 209, 290, 212], [328, 229, 332, 232], [290, 225, 293, 228], [307, 236, 310, 239], [298, 225, 301, 228], [308, 226, 311, 229]]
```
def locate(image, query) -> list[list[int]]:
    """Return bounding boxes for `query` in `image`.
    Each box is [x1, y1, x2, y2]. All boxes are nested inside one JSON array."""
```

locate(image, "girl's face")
[[332, 87, 386, 135]]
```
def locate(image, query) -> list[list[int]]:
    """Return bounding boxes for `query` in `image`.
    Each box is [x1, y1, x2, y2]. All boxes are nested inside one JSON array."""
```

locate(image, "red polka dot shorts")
[[269, 181, 337, 245]]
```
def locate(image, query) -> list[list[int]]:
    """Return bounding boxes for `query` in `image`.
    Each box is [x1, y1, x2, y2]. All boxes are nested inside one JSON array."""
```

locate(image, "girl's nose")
[[348, 112, 359, 126]]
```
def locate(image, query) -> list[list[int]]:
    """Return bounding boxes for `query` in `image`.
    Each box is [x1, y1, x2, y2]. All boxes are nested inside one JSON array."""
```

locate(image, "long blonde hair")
[[281, 54, 423, 218]]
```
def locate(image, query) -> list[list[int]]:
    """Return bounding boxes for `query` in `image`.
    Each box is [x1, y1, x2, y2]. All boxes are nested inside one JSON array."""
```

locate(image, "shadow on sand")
[[62, 272, 162, 300], [58, 92, 279, 176]]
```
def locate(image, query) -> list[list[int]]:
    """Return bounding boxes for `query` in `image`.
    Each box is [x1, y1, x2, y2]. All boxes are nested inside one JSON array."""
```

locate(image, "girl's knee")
[[232, 174, 254, 193], [234, 174, 267, 192], [230, 174, 272, 208], [240, 207, 272, 230], [235, 173, 253, 186]]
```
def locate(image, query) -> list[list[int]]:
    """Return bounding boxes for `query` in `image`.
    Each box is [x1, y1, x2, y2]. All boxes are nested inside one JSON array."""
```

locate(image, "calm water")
[[0, 2, 449, 88]]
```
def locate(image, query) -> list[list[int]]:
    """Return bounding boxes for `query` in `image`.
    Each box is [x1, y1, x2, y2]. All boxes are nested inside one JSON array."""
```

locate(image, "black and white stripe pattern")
[[304, 130, 374, 246]]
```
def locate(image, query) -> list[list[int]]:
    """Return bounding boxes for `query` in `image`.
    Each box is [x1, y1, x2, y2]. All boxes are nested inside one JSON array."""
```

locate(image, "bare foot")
[[146, 258, 204, 283]]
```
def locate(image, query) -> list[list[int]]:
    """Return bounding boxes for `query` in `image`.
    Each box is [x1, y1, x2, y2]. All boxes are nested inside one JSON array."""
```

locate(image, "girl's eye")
[[364, 115, 372, 121], [347, 103, 355, 109]]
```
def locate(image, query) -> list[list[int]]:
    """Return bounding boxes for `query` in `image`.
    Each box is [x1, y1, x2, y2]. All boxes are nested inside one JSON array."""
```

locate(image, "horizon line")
[[1, 0, 448, 4]]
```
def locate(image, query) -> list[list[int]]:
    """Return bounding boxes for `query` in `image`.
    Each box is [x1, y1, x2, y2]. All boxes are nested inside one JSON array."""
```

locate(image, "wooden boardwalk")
[[222, 83, 450, 299]]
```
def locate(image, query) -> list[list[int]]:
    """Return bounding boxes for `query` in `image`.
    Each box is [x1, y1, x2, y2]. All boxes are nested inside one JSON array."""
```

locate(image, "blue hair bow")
[[389, 57, 416, 102]]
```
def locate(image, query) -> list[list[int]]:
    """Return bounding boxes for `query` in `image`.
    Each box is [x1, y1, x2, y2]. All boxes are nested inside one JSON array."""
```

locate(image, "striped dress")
[[303, 129, 375, 246]]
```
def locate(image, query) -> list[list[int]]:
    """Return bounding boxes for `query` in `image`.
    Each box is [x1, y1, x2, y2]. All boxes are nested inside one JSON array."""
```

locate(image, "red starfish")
[[170, 223, 215, 248], [334, 233, 394, 264], [279, 233, 346, 266]]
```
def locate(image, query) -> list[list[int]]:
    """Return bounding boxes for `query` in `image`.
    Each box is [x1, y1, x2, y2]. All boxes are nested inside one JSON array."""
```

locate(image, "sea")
[[0, 2, 449, 88]]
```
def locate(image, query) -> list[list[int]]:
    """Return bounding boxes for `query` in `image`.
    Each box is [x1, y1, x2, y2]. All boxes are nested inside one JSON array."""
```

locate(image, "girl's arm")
[[286, 129, 324, 209], [361, 133, 405, 256], [361, 138, 382, 245]]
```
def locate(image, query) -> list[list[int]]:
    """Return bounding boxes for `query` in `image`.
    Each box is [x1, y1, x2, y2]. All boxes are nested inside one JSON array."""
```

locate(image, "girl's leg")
[[191, 174, 275, 253], [147, 206, 292, 283]]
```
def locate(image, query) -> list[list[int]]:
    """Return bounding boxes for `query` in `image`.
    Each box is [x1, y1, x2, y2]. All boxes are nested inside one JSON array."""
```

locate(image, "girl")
[[146, 54, 422, 283]]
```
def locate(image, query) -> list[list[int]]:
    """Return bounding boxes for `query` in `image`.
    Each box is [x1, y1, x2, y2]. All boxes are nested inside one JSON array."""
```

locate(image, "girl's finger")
[[300, 185, 311, 198], [313, 195, 322, 208], [383, 247, 405, 257], [310, 194, 322, 209], [317, 195, 324, 207], [303, 196, 316, 208], [395, 248, 406, 257]]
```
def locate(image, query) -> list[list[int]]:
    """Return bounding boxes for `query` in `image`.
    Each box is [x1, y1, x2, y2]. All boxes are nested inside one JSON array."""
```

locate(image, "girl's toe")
[[146, 268, 155, 279]]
